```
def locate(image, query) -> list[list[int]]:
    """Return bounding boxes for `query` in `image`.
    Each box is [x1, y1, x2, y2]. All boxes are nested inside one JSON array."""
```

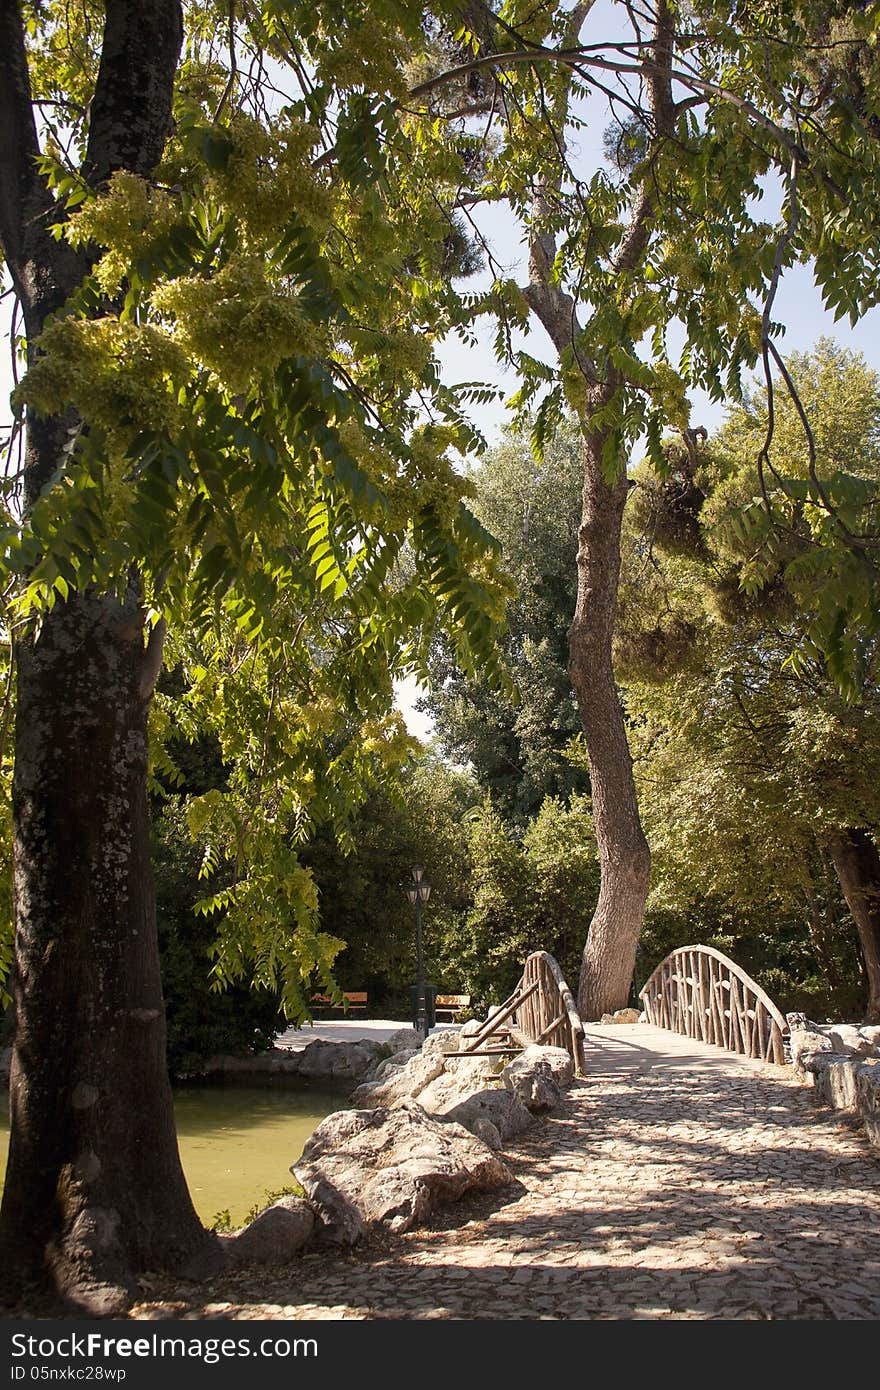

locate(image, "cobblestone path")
[[132, 1024, 880, 1321]]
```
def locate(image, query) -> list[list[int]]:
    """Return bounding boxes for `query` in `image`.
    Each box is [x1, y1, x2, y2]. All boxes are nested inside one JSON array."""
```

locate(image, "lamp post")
[[406, 865, 431, 1040]]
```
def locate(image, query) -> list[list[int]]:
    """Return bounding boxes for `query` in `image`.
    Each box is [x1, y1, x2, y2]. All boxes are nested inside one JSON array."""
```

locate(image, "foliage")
[[0, 0, 517, 1014], [299, 755, 479, 1006], [153, 802, 281, 1079], [436, 792, 599, 1008], [424, 420, 588, 819], [614, 341, 880, 1014]]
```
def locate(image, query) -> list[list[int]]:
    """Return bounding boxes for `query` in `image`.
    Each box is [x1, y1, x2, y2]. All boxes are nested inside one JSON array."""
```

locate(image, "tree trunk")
[[0, 584, 215, 1314], [825, 828, 880, 1023], [0, 0, 216, 1313], [572, 427, 651, 1020]]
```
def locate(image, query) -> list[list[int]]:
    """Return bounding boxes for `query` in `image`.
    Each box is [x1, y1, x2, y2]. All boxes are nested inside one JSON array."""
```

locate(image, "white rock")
[[422, 1030, 461, 1056], [416, 1055, 504, 1113], [293, 1102, 511, 1243], [350, 1049, 447, 1108], [790, 1029, 835, 1071], [443, 1088, 533, 1143]]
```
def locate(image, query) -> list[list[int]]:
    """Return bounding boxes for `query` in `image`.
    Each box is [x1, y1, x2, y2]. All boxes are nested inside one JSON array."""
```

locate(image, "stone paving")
[[131, 1024, 880, 1321]]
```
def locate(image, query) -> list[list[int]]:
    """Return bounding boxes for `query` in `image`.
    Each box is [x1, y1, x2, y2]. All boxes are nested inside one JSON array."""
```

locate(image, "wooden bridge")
[[453, 944, 788, 1075], [638, 944, 789, 1065], [459, 950, 587, 1075]]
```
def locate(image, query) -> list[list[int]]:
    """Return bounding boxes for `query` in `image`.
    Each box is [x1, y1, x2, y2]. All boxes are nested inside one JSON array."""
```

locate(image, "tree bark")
[[515, 4, 672, 1020], [1, 588, 213, 1313], [571, 426, 651, 1020], [825, 828, 880, 1023], [0, 0, 216, 1312]]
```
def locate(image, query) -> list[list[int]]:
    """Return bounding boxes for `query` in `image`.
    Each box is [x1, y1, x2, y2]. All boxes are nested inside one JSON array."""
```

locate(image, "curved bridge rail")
[[639, 945, 788, 1065], [461, 950, 587, 1075]]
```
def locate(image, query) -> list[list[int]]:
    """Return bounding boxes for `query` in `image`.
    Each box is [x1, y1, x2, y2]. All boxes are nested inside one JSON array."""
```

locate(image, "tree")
[[424, 419, 587, 819], [619, 340, 880, 1019], [413, 0, 880, 1017], [0, 0, 507, 1311]]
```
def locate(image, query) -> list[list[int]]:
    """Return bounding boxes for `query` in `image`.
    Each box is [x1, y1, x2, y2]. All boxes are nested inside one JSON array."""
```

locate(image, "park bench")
[[435, 993, 471, 1023], [310, 990, 368, 1016]]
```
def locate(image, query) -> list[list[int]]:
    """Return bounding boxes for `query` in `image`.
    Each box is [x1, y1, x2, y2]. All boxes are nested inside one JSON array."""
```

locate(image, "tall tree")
[[620, 340, 880, 1019], [414, 0, 880, 1016], [0, 0, 506, 1311]]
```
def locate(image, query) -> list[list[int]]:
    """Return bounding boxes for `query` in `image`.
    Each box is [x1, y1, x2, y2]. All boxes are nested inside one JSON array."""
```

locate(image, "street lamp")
[[406, 865, 431, 1040]]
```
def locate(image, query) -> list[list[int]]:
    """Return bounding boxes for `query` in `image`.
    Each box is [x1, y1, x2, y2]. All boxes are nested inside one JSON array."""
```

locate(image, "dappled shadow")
[[129, 1030, 880, 1322]]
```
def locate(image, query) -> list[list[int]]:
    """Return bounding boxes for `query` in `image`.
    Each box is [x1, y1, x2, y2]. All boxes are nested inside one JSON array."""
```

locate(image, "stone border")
[[788, 1017, 880, 1155]]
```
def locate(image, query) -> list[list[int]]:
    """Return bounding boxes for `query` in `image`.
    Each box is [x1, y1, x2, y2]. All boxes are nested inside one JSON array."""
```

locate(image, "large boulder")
[[415, 1055, 505, 1112], [219, 1195, 315, 1266], [203, 1040, 383, 1082], [825, 1025, 877, 1057], [790, 1029, 835, 1074], [293, 1039, 384, 1080], [502, 1046, 572, 1112], [458, 1019, 483, 1046], [369, 1049, 419, 1083], [350, 1050, 447, 1109], [293, 1102, 512, 1243], [422, 1030, 461, 1056], [381, 1028, 421, 1054], [443, 1088, 533, 1144]]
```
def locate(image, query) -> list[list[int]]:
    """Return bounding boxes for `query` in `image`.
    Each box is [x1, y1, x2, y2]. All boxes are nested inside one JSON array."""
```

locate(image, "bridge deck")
[[133, 1023, 880, 1320]]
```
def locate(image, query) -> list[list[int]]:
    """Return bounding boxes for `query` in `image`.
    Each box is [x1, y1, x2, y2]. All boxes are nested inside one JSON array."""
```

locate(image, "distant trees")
[[424, 420, 586, 820], [419, 0, 880, 1017], [620, 340, 880, 1020]]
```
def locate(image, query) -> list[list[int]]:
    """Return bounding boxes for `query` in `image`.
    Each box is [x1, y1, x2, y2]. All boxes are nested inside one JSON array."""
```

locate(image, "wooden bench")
[[435, 993, 471, 1023], [310, 991, 368, 1016]]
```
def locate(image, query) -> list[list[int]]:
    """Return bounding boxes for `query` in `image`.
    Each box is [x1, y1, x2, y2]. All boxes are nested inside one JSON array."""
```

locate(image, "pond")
[[0, 1083, 349, 1229]]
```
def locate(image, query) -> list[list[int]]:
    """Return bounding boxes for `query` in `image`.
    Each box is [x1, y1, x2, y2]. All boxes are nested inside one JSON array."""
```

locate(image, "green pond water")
[[0, 1084, 348, 1228]]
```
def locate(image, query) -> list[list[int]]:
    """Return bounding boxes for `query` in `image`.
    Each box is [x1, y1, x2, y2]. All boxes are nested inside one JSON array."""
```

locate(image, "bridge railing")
[[460, 950, 586, 1075], [512, 951, 587, 1075], [638, 944, 788, 1065]]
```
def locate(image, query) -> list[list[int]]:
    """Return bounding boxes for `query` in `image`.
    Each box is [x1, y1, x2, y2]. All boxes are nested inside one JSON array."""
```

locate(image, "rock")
[[469, 1118, 503, 1150], [381, 1028, 421, 1054], [790, 1029, 835, 1072], [220, 1196, 314, 1266], [458, 1019, 483, 1048], [502, 1047, 571, 1113], [422, 1030, 461, 1056], [369, 1049, 419, 1083], [203, 1040, 382, 1082], [293, 1102, 512, 1243], [443, 1088, 533, 1143], [825, 1024, 874, 1056], [416, 1055, 504, 1112], [859, 1026, 880, 1050], [511, 1062, 564, 1114], [503, 1045, 573, 1090], [856, 1061, 880, 1149], [350, 1050, 447, 1109], [811, 1056, 862, 1110], [612, 1008, 641, 1024], [294, 1040, 383, 1080]]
